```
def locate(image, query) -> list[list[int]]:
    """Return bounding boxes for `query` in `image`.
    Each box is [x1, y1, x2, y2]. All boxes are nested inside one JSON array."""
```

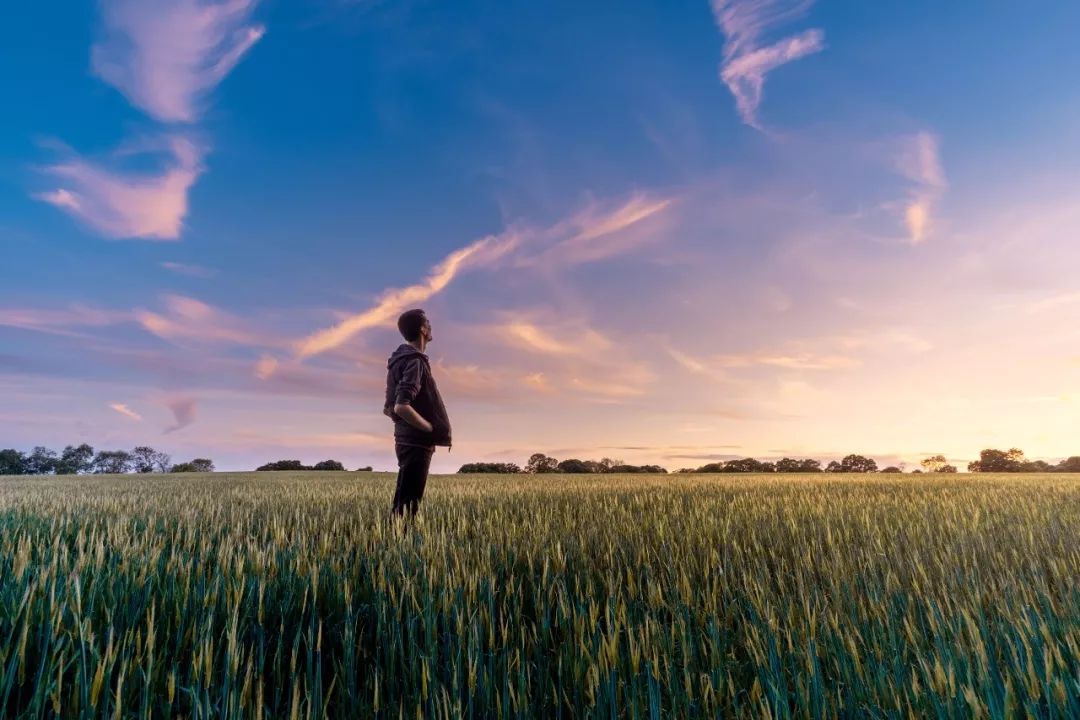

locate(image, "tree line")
[[459, 448, 1080, 475], [0, 444, 213, 475], [6, 444, 1079, 477], [459, 454, 667, 474], [255, 459, 373, 472]]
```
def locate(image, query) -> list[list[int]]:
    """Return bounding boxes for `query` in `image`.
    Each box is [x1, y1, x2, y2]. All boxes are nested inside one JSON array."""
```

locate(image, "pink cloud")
[[92, 0, 265, 123], [0, 304, 131, 336], [163, 396, 197, 433], [35, 137, 203, 240], [711, 0, 825, 129], [135, 294, 276, 347], [293, 231, 521, 360], [522, 193, 675, 267], [893, 132, 946, 244], [109, 402, 143, 421]]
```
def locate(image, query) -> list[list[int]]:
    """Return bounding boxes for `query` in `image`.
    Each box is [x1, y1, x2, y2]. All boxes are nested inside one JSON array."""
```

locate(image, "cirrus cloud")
[[35, 137, 203, 240], [711, 0, 825, 129], [92, 0, 265, 123]]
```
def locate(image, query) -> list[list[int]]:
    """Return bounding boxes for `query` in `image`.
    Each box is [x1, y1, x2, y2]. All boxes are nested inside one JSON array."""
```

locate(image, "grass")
[[1, 471, 1078, 718]]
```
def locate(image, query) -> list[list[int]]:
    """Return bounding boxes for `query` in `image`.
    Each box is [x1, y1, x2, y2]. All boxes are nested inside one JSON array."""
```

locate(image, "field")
[[1, 472, 1078, 718]]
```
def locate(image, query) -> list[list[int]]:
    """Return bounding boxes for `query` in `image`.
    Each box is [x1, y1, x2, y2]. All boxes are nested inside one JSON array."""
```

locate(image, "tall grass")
[[1, 472, 1078, 718]]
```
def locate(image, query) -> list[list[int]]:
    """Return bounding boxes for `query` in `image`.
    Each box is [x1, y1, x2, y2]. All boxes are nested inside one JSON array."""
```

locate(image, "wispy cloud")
[[711, 0, 824, 129], [496, 319, 613, 357], [160, 261, 217, 278], [135, 294, 273, 346], [517, 193, 674, 267], [163, 396, 197, 433], [109, 402, 143, 421], [293, 232, 521, 360], [671, 345, 859, 372], [894, 132, 947, 244], [35, 136, 203, 240], [253, 354, 279, 379], [92, 0, 265, 123], [0, 304, 131, 336], [718, 352, 860, 370]]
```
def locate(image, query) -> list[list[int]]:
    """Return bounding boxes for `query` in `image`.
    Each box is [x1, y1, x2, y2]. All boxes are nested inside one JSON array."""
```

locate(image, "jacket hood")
[[387, 343, 427, 369]]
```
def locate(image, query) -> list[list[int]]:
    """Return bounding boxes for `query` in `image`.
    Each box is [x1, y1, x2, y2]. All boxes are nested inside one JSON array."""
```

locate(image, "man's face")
[[421, 318, 433, 343]]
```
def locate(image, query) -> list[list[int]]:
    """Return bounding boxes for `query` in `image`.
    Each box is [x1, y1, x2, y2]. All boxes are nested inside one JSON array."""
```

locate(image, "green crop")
[[1, 472, 1078, 718]]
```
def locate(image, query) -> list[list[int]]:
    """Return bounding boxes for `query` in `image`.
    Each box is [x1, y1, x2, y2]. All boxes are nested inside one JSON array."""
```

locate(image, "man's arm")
[[392, 357, 433, 432], [393, 403, 433, 433]]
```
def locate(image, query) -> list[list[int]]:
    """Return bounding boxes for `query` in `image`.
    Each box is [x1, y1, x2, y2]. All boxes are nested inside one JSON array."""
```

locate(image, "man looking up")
[[383, 309, 452, 522]]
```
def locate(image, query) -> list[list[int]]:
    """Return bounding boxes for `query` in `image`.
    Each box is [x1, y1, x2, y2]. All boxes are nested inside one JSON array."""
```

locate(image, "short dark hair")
[[397, 309, 427, 341]]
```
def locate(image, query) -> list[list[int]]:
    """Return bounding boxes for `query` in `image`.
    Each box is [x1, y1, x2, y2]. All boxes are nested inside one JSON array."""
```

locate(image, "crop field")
[[1, 472, 1078, 718]]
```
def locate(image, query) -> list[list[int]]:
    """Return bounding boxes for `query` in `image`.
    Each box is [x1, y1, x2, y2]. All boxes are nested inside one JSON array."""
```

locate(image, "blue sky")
[[4, 0, 1080, 472]]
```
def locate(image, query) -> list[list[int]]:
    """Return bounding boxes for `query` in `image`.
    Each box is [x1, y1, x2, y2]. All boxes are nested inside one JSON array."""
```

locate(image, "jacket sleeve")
[[394, 358, 424, 406]]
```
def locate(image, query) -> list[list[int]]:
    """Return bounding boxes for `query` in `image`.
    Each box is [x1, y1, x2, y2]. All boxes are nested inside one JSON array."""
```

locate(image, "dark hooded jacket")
[[383, 344, 452, 449]]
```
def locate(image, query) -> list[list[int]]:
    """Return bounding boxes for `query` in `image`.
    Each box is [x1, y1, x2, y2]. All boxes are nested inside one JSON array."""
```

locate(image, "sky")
[[4, 0, 1080, 473]]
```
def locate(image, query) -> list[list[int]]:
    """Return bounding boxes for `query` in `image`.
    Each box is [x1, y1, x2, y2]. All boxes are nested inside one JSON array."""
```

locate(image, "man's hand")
[[393, 403, 434, 433]]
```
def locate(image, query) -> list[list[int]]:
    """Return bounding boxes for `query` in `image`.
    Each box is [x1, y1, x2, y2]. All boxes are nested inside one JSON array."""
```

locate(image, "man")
[[383, 308, 452, 521]]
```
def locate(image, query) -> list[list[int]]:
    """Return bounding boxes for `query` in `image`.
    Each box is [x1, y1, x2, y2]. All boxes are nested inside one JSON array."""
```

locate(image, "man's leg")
[[391, 444, 433, 518]]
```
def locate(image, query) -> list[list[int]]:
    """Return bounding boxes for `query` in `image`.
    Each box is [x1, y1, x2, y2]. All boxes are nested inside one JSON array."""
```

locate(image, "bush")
[[256, 460, 310, 472]]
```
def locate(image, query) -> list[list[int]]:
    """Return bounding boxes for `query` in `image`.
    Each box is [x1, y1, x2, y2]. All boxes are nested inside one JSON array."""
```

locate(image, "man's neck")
[[408, 339, 427, 353]]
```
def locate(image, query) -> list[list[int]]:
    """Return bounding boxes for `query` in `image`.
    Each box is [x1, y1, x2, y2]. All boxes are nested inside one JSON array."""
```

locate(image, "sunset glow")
[[5, 1, 1080, 472]]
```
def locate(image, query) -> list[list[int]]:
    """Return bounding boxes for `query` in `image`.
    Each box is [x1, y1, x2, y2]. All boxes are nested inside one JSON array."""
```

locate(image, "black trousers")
[[391, 443, 434, 517]]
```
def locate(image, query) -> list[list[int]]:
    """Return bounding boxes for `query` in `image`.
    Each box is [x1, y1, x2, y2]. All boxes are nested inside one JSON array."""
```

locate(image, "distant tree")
[[824, 460, 843, 473], [911, 469, 923, 474], [938, 464, 958, 473], [880, 466, 903, 473], [24, 446, 58, 475], [582, 460, 604, 474], [556, 458, 591, 473], [775, 458, 821, 473], [130, 446, 171, 474], [92, 450, 132, 474], [920, 455, 948, 473], [356, 465, 373, 472], [171, 458, 215, 473], [526, 453, 559, 474], [610, 464, 668, 473], [313, 460, 345, 471], [597, 458, 622, 472], [695, 462, 726, 473], [0, 449, 26, 475], [56, 444, 95, 475], [1056, 456, 1080, 472], [458, 462, 522, 473], [968, 448, 1025, 472], [26, 446, 58, 475], [839, 454, 878, 473], [256, 460, 308, 471]]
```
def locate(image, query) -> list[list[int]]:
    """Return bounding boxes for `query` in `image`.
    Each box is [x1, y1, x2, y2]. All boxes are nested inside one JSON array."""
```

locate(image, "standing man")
[[384, 309, 452, 521]]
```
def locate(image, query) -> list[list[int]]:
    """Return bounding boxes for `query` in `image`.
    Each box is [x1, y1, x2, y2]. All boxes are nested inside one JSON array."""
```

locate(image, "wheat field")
[[0, 471, 1078, 718]]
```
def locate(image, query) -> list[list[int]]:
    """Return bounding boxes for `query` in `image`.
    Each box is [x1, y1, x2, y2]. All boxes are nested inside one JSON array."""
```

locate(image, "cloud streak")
[[293, 232, 521, 360], [92, 0, 265, 123], [135, 294, 271, 346], [109, 403, 143, 421], [711, 0, 824, 129], [515, 193, 674, 268], [35, 137, 203, 240], [895, 132, 947, 244]]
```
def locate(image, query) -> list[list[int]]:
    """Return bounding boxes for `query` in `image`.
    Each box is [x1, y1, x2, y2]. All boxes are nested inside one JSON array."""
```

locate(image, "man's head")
[[397, 309, 433, 345]]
